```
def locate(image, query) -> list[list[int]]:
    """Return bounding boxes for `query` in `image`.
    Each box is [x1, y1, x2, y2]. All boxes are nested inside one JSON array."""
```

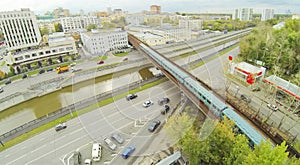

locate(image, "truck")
[[56, 66, 69, 74]]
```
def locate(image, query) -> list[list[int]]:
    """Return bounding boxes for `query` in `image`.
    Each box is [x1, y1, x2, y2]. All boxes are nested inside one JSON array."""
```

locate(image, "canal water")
[[0, 67, 156, 135]]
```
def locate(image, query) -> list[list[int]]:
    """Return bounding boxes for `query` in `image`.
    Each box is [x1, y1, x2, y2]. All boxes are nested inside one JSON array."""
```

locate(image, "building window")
[[66, 47, 73, 50], [39, 52, 44, 55], [52, 49, 57, 53], [59, 48, 65, 52], [25, 55, 30, 59], [32, 53, 37, 57], [45, 50, 51, 54]]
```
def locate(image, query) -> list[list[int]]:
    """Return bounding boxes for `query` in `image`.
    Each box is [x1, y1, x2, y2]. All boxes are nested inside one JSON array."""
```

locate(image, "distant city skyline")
[[0, 0, 299, 15]]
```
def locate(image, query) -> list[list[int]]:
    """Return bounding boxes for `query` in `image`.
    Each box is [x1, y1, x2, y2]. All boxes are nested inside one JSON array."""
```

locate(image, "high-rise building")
[[0, 8, 42, 51], [150, 5, 161, 14], [232, 8, 253, 21], [60, 16, 100, 33], [261, 9, 274, 21]]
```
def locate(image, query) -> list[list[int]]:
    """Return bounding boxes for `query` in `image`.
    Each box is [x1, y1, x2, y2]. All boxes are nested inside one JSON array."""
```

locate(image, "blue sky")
[[0, 0, 299, 15]]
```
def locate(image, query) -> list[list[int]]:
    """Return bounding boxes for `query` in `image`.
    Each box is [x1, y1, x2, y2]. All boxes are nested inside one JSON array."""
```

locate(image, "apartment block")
[[261, 9, 274, 21], [232, 8, 253, 21]]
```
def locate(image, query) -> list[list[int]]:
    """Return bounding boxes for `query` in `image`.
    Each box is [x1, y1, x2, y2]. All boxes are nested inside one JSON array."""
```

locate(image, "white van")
[[92, 143, 102, 161]]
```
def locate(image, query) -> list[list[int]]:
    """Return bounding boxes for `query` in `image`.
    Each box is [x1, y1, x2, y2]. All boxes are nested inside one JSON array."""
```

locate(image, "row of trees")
[[166, 112, 300, 165], [239, 19, 300, 85], [203, 19, 257, 32]]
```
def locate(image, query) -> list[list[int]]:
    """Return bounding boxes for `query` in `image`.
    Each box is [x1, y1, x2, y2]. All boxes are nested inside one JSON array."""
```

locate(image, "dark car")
[[111, 133, 124, 144], [22, 74, 28, 79], [55, 123, 67, 131], [126, 94, 138, 100], [148, 120, 161, 132], [97, 60, 104, 65], [161, 105, 170, 115], [158, 97, 170, 105], [241, 94, 251, 103], [122, 146, 135, 159], [39, 69, 45, 74], [5, 79, 11, 85], [73, 151, 82, 165], [47, 68, 53, 72]]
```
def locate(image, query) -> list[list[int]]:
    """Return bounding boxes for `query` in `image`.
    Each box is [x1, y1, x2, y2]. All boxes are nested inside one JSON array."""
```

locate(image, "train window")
[[207, 100, 211, 104]]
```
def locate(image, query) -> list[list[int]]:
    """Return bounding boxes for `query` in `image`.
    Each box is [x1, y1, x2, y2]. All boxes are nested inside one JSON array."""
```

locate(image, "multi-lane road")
[[1, 81, 180, 165]]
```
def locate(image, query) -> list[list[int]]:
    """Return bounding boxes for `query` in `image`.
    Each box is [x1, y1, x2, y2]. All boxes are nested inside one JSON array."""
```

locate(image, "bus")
[[92, 143, 102, 162]]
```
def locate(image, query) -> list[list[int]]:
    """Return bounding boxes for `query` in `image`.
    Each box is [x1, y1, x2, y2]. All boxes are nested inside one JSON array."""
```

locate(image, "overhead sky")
[[0, 0, 299, 15]]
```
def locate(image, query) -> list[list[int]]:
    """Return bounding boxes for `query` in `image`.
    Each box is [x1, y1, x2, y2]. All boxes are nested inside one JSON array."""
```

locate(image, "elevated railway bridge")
[[128, 32, 266, 146]]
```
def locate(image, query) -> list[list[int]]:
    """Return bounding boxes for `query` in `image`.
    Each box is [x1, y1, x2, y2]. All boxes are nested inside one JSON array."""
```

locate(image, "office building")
[[0, 8, 42, 52], [179, 19, 203, 30], [232, 8, 253, 21], [60, 16, 100, 33], [81, 29, 128, 55], [261, 9, 274, 21]]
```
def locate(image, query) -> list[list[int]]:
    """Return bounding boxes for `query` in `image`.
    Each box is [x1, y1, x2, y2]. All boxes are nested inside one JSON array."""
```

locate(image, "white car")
[[0, 87, 3, 93], [267, 104, 279, 111], [104, 137, 117, 150], [84, 159, 92, 165], [143, 100, 154, 107]]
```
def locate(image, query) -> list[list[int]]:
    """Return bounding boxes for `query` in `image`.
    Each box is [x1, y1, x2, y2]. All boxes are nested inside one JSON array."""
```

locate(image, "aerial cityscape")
[[0, 1, 299, 165]]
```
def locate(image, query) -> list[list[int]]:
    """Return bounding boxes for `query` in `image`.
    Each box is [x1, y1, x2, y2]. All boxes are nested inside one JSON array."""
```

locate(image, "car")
[[251, 87, 261, 92], [84, 159, 92, 165], [39, 69, 45, 74], [47, 68, 53, 72], [0, 87, 3, 93], [123, 57, 128, 61], [55, 123, 67, 131], [267, 104, 279, 112], [22, 74, 28, 79], [143, 100, 154, 107], [104, 137, 117, 150], [73, 151, 82, 165], [111, 133, 124, 144], [240, 94, 251, 103], [158, 97, 170, 105], [122, 146, 135, 159], [148, 120, 161, 132], [126, 94, 138, 100], [5, 79, 11, 85], [97, 60, 104, 65], [161, 105, 170, 115]]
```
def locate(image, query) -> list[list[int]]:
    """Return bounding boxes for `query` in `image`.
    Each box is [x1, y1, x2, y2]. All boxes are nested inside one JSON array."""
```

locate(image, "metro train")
[[139, 43, 265, 146]]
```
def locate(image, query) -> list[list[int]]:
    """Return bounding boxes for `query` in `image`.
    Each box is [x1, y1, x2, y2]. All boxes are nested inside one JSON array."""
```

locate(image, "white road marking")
[[67, 153, 74, 165], [31, 144, 46, 153], [39, 137, 45, 142], [24, 136, 85, 165], [6, 154, 26, 165], [69, 128, 83, 135], [5, 154, 10, 158]]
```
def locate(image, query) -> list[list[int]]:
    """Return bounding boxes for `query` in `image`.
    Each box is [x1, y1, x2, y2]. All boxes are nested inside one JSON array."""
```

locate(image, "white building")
[[261, 9, 274, 21], [81, 29, 128, 55], [232, 8, 253, 21], [126, 13, 145, 25], [179, 19, 203, 30], [292, 14, 300, 19], [130, 32, 165, 46], [60, 16, 100, 33], [8, 32, 77, 64], [126, 25, 192, 44], [0, 8, 42, 52], [37, 19, 58, 34]]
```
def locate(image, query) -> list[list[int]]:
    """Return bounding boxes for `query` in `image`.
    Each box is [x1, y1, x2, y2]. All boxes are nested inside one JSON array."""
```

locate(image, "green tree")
[[242, 141, 289, 165], [40, 27, 49, 36], [54, 23, 63, 32], [0, 31, 3, 40], [87, 24, 97, 31]]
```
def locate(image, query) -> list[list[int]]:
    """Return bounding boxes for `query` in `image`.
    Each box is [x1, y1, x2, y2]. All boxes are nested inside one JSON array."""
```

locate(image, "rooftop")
[[263, 75, 300, 100], [235, 62, 262, 74]]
